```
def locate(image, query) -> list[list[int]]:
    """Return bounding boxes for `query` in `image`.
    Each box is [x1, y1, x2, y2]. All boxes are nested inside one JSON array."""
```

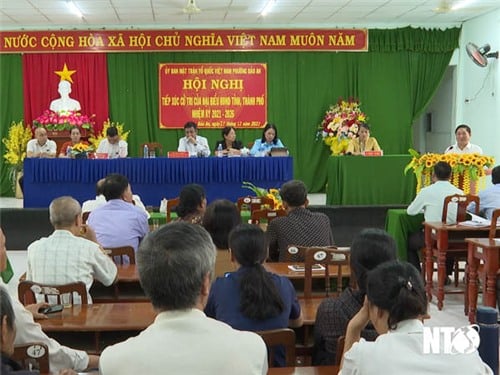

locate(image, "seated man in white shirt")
[[26, 127, 57, 158], [100, 222, 267, 374], [26, 196, 118, 303], [96, 126, 128, 159], [0, 228, 99, 373], [177, 121, 210, 157]]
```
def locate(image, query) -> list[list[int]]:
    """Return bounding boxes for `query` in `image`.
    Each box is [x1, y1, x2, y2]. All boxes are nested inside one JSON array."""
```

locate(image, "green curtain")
[[0, 54, 24, 197], [0, 27, 460, 197]]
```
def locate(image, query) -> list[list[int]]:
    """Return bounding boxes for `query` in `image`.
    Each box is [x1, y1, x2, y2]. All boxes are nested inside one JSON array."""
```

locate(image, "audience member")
[[100, 222, 267, 374], [339, 260, 493, 374], [0, 228, 98, 373], [445, 124, 483, 154], [26, 127, 57, 158], [468, 165, 500, 219], [313, 228, 397, 365], [266, 180, 334, 261], [406, 161, 462, 273], [88, 174, 149, 253], [177, 121, 210, 157], [346, 123, 381, 155], [250, 123, 285, 156], [26, 197, 117, 302], [205, 224, 302, 367], [82, 178, 148, 217], [214, 126, 243, 155], [96, 126, 128, 159], [49, 80, 81, 113], [58, 127, 88, 158], [202, 199, 241, 277], [175, 184, 207, 224]]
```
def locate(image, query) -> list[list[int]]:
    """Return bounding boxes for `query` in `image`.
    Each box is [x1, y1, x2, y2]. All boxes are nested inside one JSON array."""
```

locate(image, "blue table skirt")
[[23, 157, 294, 208]]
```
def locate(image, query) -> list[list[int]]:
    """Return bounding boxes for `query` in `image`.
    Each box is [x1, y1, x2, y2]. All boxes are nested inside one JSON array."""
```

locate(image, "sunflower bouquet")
[[316, 97, 368, 155], [404, 149, 495, 194], [242, 181, 283, 210]]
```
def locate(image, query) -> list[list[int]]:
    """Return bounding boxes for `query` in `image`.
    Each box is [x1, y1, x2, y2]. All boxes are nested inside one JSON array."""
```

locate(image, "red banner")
[[0, 29, 368, 53], [159, 63, 267, 129]]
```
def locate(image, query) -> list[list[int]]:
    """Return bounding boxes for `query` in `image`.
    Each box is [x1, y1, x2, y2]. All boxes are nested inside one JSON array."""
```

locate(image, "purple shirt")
[[87, 199, 149, 252]]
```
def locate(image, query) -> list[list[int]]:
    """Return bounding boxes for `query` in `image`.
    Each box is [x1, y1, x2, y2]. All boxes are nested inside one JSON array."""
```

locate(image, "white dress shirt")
[[26, 139, 57, 156], [407, 180, 463, 223], [178, 135, 210, 157], [96, 139, 128, 158], [340, 319, 493, 375], [444, 142, 483, 154]]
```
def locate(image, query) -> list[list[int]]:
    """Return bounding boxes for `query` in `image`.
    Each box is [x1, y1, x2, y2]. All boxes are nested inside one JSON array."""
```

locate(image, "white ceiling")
[[1, 0, 499, 30]]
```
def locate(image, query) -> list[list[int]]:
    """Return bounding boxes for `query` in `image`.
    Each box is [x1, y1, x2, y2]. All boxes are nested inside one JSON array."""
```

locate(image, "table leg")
[[425, 229, 433, 302], [468, 245, 479, 323], [437, 250, 446, 310]]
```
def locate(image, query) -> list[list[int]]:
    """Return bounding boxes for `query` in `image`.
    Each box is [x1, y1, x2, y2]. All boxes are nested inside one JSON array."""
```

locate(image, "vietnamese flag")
[[22, 53, 108, 133]]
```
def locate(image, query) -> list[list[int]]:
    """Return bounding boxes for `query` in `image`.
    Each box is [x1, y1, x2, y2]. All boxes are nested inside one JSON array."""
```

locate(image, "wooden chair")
[[250, 208, 286, 225], [282, 245, 308, 262], [12, 343, 49, 373], [140, 142, 163, 157], [488, 208, 500, 240], [257, 328, 296, 367], [105, 245, 136, 264], [303, 246, 351, 299], [18, 280, 88, 306], [166, 197, 179, 222], [237, 195, 274, 213], [82, 211, 90, 224], [334, 336, 345, 366]]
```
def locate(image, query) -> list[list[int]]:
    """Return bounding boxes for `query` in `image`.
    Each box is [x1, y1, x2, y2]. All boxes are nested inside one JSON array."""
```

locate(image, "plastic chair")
[[12, 343, 49, 373], [257, 328, 296, 367], [17, 280, 88, 306], [303, 246, 351, 299], [140, 142, 163, 157]]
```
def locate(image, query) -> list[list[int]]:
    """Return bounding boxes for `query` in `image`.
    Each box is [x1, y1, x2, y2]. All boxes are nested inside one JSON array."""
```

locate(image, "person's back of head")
[[0, 286, 16, 356], [202, 199, 241, 249], [279, 180, 307, 207], [492, 165, 500, 185], [229, 224, 284, 320], [350, 228, 397, 294], [95, 178, 106, 196], [177, 184, 206, 218], [49, 196, 81, 229], [137, 222, 216, 311], [366, 260, 427, 330], [433, 161, 452, 181], [102, 173, 129, 201]]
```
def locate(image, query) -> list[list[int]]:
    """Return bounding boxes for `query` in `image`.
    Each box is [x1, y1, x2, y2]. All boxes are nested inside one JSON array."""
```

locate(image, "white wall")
[[456, 9, 500, 165]]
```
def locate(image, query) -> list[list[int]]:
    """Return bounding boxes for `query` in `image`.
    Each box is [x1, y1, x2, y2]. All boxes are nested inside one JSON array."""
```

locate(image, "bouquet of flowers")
[[2, 121, 32, 193], [70, 142, 94, 158], [316, 97, 368, 155], [242, 181, 283, 210], [33, 110, 95, 132], [88, 119, 130, 150], [404, 149, 495, 194]]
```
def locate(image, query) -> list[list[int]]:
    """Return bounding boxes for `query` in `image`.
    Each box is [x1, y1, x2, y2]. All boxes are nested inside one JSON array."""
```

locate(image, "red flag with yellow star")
[[22, 53, 108, 133]]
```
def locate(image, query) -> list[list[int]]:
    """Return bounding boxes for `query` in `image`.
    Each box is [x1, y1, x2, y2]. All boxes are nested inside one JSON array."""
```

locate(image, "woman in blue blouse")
[[205, 224, 303, 366], [250, 123, 285, 156]]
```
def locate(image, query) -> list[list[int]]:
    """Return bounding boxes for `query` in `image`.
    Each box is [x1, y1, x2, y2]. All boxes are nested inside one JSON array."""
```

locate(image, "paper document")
[[459, 212, 491, 227], [288, 264, 325, 272]]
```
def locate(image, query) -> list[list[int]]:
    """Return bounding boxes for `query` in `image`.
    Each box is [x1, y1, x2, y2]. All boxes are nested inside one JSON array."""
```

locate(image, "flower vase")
[[15, 171, 23, 199], [74, 152, 88, 159]]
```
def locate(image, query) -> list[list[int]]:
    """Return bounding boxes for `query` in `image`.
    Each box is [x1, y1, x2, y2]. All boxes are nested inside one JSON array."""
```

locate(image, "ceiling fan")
[[183, 0, 201, 15], [466, 42, 499, 67], [166, 0, 248, 16]]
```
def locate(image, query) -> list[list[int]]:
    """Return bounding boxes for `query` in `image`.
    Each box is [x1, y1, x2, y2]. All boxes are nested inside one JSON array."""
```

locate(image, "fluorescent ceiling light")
[[261, 0, 276, 16], [452, 0, 475, 11], [66, 1, 83, 18]]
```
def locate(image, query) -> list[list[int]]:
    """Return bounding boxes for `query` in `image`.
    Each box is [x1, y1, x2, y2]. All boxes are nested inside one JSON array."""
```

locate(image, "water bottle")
[[143, 144, 149, 158], [477, 306, 498, 375], [217, 143, 223, 157]]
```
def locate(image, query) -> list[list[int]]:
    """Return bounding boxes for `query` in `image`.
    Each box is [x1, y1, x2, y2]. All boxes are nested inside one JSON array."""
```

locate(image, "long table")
[[23, 157, 293, 207], [326, 155, 416, 205]]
